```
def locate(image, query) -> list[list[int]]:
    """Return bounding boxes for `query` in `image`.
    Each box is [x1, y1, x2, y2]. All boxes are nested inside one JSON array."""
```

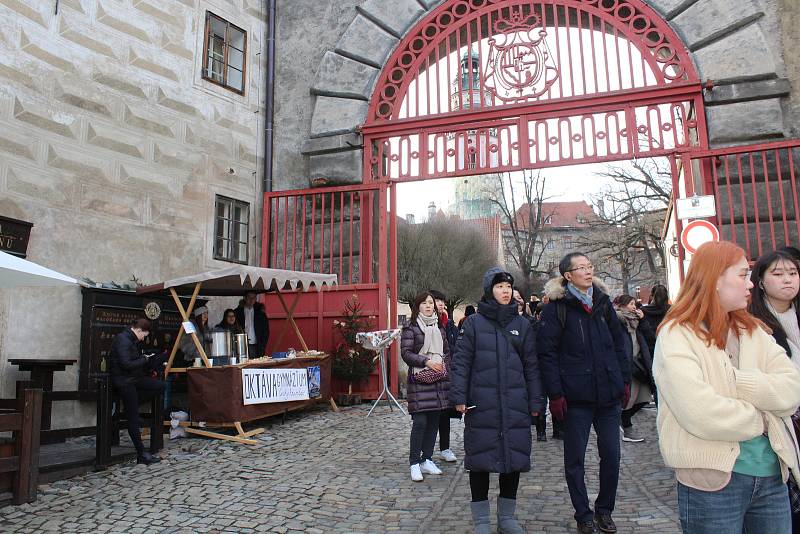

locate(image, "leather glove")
[[622, 383, 631, 408], [550, 396, 568, 422]]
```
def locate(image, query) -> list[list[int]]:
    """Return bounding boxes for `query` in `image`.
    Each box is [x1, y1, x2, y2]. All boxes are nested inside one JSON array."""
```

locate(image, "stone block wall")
[[0, 0, 268, 426]]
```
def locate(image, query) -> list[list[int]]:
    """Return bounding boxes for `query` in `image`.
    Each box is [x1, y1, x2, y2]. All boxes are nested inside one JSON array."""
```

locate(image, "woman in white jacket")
[[654, 240, 800, 534]]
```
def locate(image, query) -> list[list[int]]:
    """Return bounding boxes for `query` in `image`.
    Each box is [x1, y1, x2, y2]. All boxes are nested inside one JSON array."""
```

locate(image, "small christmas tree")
[[331, 295, 375, 395]]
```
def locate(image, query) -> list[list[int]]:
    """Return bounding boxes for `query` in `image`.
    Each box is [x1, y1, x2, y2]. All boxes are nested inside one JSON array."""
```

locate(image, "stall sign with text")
[[307, 366, 321, 398], [242, 368, 310, 405], [0, 215, 33, 258]]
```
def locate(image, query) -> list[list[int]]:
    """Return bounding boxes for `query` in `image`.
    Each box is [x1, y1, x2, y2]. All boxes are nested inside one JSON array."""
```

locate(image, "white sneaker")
[[410, 463, 423, 482], [420, 459, 443, 475], [440, 449, 457, 462]]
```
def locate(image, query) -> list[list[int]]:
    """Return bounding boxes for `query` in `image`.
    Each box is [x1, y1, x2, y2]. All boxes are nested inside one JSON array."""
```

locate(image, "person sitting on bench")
[[109, 318, 166, 465]]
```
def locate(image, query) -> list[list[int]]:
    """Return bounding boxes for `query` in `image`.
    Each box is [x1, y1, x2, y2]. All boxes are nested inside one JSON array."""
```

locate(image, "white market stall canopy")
[[137, 265, 337, 375], [135, 265, 338, 445], [0, 250, 78, 289], [136, 266, 337, 297]]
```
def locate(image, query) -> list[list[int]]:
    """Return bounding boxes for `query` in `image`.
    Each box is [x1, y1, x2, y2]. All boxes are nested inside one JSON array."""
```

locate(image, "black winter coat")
[[235, 301, 270, 357], [109, 329, 147, 381], [450, 302, 544, 473], [641, 303, 670, 356], [443, 318, 459, 351], [401, 323, 451, 414], [537, 278, 630, 406]]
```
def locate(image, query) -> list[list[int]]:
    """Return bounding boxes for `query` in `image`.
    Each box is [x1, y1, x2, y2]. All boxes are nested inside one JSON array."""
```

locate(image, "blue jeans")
[[678, 472, 790, 534], [563, 402, 621, 522]]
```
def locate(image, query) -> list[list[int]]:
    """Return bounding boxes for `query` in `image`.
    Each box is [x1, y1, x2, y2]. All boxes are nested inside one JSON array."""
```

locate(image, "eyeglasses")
[[567, 264, 594, 273]]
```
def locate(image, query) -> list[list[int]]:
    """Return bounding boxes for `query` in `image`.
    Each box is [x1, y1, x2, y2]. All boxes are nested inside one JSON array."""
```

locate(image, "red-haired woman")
[[654, 241, 800, 533]]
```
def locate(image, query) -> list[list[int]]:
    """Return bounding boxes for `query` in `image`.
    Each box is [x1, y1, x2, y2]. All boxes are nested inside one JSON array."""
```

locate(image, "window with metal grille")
[[202, 12, 246, 94], [214, 196, 249, 263], [564, 235, 573, 250]]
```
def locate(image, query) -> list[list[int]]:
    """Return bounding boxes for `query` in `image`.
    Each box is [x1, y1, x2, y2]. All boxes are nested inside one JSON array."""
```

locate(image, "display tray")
[[187, 354, 331, 424]]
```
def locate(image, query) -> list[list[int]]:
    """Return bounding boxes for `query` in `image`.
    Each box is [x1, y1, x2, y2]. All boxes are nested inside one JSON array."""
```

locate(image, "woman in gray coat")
[[401, 291, 451, 482], [451, 268, 543, 534]]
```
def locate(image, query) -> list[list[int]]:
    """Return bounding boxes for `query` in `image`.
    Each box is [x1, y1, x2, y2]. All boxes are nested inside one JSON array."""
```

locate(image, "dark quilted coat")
[[449, 301, 544, 473], [401, 323, 451, 414], [537, 278, 630, 405]]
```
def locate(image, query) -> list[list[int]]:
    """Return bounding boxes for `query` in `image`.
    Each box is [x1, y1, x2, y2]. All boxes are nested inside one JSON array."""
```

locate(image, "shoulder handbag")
[[411, 353, 448, 384]]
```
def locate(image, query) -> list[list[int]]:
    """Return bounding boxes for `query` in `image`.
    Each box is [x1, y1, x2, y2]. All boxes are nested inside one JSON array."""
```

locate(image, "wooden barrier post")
[[149, 390, 164, 453], [94, 374, 112, 470], [14, 388, 42, 504]]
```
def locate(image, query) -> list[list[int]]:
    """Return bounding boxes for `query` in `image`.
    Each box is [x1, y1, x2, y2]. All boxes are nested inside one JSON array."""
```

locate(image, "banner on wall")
[[242, 368, 310, 405]]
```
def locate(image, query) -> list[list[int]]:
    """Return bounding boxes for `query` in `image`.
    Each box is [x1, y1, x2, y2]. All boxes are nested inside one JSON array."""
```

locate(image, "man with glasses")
[[537, 252, 630, 534]]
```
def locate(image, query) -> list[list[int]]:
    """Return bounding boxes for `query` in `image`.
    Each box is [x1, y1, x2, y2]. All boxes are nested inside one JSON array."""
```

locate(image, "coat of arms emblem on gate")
[[482, 11, 558, 102]]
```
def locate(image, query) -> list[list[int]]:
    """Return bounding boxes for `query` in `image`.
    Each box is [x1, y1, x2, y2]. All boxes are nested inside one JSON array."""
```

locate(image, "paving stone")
[[0, 404, 678, 532]]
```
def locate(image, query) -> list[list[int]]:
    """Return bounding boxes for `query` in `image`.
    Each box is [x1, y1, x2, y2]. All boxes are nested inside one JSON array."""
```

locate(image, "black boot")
[[535, 413, 547, 441], [137, 451, 161, 465], [552, 419, 564, 440]]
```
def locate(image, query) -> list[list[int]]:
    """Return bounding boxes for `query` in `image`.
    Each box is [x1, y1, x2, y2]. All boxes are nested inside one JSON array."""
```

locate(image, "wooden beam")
[[234, 422, 265, 438], [167, 284, 208, 376], [185, 427, 258, 446], [271, 289, 302, 350], [0, 413, 21, 432], [276, 291, 309, 352], [0, 456, 19, 474]]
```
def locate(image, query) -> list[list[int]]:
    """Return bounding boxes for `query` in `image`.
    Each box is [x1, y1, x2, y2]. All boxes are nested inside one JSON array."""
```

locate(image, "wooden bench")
[[93, 374, 163, 470], [0, 388, 43, 504]]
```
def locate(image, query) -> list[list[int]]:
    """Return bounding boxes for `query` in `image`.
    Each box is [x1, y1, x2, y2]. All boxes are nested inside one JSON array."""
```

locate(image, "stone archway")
[[303, 0, 793, 185]]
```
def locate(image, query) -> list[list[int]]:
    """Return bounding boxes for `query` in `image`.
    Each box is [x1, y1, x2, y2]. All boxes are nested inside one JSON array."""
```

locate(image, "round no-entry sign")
[[681, 220, 720, 254]]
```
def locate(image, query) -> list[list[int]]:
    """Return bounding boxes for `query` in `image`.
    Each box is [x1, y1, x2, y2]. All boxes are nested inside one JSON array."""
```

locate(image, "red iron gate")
[[260, 184, 398, 399], [362, 0, 705, 183], [678, 140, 800, 262]]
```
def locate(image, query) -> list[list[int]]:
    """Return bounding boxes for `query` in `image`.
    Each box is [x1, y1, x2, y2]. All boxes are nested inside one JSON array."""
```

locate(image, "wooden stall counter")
[[186, 354, 333, 444]]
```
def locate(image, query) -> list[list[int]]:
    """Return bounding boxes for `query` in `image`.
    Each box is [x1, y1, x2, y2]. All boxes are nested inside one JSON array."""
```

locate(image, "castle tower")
[[450, 48, 503, 220]]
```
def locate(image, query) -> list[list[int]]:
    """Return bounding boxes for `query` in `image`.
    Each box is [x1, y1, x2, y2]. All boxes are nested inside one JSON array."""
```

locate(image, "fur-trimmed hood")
[[543, 277, 611, 301]]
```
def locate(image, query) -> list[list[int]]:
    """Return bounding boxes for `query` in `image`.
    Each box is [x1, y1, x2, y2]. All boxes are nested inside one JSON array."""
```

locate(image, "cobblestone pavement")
[[0, 403, 679, 533]]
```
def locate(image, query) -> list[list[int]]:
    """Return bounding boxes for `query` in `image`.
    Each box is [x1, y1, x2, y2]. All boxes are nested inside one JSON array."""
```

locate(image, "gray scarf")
[[567, 283, 593, 309], [417, 313, 443, 357]]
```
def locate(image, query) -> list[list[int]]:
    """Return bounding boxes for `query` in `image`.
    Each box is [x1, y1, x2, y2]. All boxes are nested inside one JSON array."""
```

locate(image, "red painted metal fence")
[[679, 140, 800, 260], [260, 184, 397, 399], [365, 89, 704, 182]]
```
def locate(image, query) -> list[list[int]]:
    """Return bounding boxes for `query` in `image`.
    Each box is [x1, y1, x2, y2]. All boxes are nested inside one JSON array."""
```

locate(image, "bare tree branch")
[[576, 158, 671, 295]]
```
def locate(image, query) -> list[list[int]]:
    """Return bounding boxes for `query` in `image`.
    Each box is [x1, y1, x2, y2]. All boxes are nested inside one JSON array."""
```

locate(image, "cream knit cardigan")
[[654, 320, 800, 483]]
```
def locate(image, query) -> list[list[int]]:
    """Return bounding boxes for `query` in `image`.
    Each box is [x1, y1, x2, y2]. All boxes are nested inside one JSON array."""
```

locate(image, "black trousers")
[[409, 410, 441, 465], [113, 376, 166, 456], [469, 471, 521, 502], [564, 402, 621, 523], [621, 402, 647, 428], [438, 411, 450, 451]]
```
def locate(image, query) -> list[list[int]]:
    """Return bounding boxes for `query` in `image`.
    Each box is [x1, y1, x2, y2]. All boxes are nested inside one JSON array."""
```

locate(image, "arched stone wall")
[[300, 0, 793, 185]]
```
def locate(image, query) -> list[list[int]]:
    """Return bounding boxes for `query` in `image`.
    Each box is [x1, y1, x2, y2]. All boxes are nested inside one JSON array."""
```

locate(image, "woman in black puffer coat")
[[451, 268, 543, 534], [401, 291, 451, 483]]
